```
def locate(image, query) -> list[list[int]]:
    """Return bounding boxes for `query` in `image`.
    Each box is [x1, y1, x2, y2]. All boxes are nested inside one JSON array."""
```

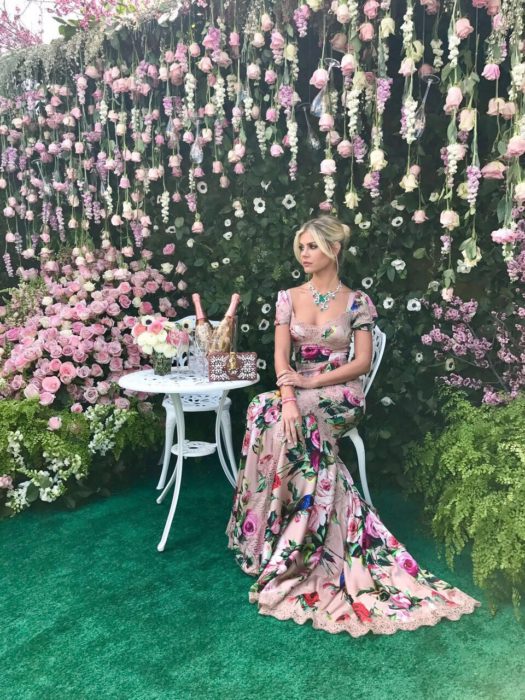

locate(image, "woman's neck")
[[309, 268, 340, 294]]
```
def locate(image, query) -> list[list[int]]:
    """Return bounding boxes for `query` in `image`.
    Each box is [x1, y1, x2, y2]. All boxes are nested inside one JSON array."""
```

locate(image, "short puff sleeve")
[[274, 289, 292, 326], [350, 290, 378, 332]]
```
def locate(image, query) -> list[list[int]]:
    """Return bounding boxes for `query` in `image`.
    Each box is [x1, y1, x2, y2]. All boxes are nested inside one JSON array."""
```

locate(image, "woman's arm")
[[274, 324, 295, 398], [277, 329, 373, 390]]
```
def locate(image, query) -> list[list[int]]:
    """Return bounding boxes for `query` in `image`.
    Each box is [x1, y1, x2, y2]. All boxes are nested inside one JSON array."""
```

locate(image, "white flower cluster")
[[287, 119, 298, 180], [445, 143, 464, 189], [324, 175, 336, 202], [86, 406, 130, 456], [255, 119, 267, 156], [346, 80, 362, 137], [6, 480, 30, 512], [213, 74, 226, 119], [160, 190, 170, 223], [431, 38, 444, 71], [448, 33, 460, 69], [348, 0, 359, 32], [401, 95, 418, 144], [99, 99, 108, 125], [226, 74, 238, 102], [103, 183, 113, 215], [184, 73, 197, 124], [130, 107, 141, 135], [7, 429, 25, 470], [510, 62, 525, 101], [401, 3, 414, 53], [244, 90, 254, 121]]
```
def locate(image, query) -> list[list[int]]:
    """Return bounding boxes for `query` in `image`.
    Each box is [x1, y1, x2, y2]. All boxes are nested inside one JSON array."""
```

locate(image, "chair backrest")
[[348, 325, 387, 397]]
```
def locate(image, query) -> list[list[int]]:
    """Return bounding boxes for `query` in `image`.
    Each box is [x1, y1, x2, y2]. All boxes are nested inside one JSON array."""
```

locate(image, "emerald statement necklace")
[[308, 279, 342, 311]]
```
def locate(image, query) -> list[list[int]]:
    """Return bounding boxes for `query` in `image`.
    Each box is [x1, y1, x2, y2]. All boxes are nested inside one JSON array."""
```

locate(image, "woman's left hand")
[[277, 367, 316, 390]]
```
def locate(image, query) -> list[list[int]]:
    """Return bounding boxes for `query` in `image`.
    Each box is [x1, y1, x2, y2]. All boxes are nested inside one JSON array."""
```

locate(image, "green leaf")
[[387, 267, 396, 282], [175, 217, 185, 228], [413, 248, 426, 259]]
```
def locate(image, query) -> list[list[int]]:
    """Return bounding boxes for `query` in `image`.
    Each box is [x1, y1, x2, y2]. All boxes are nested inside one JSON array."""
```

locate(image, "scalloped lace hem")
[[252, 598, 480, 637]]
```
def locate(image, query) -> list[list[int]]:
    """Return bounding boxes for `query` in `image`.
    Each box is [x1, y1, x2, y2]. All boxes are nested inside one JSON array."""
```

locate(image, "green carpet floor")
[[1, 457, 525, 700]]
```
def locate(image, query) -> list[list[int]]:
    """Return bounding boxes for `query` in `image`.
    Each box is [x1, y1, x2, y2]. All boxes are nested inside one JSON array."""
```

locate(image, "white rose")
[[161, 263, 174, 274], [370, 148, 388, 171], [391, 258, 406, 271]]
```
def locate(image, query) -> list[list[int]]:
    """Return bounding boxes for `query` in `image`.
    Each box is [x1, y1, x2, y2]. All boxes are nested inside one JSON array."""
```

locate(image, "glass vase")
[[152, 351, 172, 376]]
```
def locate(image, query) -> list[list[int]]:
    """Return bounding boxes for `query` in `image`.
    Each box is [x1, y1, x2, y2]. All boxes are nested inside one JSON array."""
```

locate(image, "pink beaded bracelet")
[[282, 397, 297, 404]]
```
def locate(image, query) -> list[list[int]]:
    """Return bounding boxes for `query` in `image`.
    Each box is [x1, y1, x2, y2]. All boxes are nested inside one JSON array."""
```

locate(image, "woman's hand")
[[281, 400, 302, 446], [277, 367, 317, 390]]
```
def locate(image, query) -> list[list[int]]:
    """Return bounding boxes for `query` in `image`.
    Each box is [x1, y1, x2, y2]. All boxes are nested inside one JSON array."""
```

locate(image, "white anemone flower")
[[407, 298, 421, 311], [383, 296, 394, 309], [391, 258, 406, 271], [282, 194, 296, 209], [196, 182, 208, 194], [241, 324, 250, 333], [257, 358, 267, 370], [211, 261, 219, 269], [261, 303, 271, 314], [253, 197, 266, 214], [380, 396, 394, 406], [358, 221, 371, 229], [258, 319, 270, 331], [391, 216, 404, 227], [415, 352, 423, 363], [391, 199, 405, 211], [186, 238, 195, 248], [445, 358, 456, 371], [224, 218, 232, 226], [261, 180, 271, 191], [223, 231, 233, 240], [361, 277, 374, 289], [222, 258, 230, 265], [166, 225, 176, 234], [348, 246, 358, 256], [292, 269, 301, 279]]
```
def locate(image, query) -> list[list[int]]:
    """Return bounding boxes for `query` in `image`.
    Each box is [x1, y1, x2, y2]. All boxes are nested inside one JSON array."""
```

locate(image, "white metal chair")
[[342, 325, 387, 508], [156, 315, 237, 490]]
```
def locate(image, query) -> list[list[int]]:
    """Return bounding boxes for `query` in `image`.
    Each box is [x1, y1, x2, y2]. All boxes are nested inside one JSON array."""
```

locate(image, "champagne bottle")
[[192, 293, 214, 352], [208, 293, 241, 353]]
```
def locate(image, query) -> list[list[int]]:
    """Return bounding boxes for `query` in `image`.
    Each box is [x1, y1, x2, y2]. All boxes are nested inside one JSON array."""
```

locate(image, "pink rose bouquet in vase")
[[132, 316, 189, 375]]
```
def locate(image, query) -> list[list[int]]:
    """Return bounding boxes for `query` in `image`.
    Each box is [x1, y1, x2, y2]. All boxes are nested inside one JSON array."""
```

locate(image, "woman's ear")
[[333, 242, 341, 257]]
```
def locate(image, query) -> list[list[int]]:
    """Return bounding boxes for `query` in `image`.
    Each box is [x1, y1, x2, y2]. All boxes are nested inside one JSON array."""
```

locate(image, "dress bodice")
[[275, 288, 377, 375]]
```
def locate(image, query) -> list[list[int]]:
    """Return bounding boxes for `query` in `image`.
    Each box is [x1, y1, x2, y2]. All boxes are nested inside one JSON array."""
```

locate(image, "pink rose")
[[363, 0, 379, 18], [341, 53, 356, 77], [23, 383, 40, 399], [482, 63, 500, 80], [444, 86, 463, 114], [506, 135, 525, 158], [114, 397, 130, 409], [455, 17, 474, 39], [337, 139, 353, 158], [318, 114, 334, 132], [359, 22, 375, 41], [0, 475, 13, 489], [246, 63, 261, 80], [491, 227, 517, 244], [395, 551, 419, 577], [336, 3, 351, 23], [481, 160, 506, 179], [77, 366, 91, 379], [439, 209, 459, 230], [83, 387, 99, 404], [270, 31, 285, 50], [241, 509, 258, 537], [265, 69, 277, 85], [309, 68, 329, 90], [39, 391, 55, 406], [265, 107, 279, 123], [59, 362, 77, 383], [163, 243, 175, 255], [270, 144, 284, 157], [197, 57, 213, 73], [47, 416, 62, 431], [42, 376, 61, 393], [71, 403, 83, 413], [320, 158, 336, 175], [412, 209, 428, 224]]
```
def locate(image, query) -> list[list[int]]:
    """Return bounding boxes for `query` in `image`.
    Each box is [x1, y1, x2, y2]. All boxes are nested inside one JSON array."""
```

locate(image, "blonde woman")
[[227, 215, 479, 636]]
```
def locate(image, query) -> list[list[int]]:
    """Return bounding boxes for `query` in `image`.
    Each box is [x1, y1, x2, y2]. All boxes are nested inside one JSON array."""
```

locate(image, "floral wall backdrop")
[[0, 0, 523, 511]]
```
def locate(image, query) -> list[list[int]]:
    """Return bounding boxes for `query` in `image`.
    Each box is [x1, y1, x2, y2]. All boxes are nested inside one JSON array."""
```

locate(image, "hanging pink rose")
[[320, 158, 336, 175], [486, 0, 501, 15], [229, 31, 240, 47], [359, 22, 375, 41], [455, 17, 474, 39], [340, 53, 356, 76], [500, 102, 516, 120], [234, 163, 245, 174], [270, 31, 285, 50], [192, 220, 204, 234], [439, 209, 460, 230], [309, 68, 329, 89], [444, 86, 463, 113], [266, 107, 279, 123], [337, 139, 353, 158], [197, 57, 213, 73], [189, 42, 201, 57], [270, 144, 284, 157], [487, 97, 506, 116], [265, 69, 278, 85], [219, 176, 230, 188], [363, 0, 379, 19], [506, 135, 525, 158], [482, 63, 500, 80], [319, 114, 334, 132], [481, 160, 506, 179], [412, 210, 428, 224], [261, 13, 274, 31], [491, 227, 517, 244], [251, 32, 265, 48], [319, 200, 332, 212], [329, 130, 342, 146], [212, 160, 223, 174], [336, 4, 351, 23]]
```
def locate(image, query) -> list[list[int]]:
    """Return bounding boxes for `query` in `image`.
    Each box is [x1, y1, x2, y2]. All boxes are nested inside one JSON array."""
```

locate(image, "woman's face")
[[298, 229, 336, 274]]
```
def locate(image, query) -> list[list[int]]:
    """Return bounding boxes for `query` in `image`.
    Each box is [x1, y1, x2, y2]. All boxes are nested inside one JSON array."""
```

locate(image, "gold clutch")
[[208, 351, 258, 381]]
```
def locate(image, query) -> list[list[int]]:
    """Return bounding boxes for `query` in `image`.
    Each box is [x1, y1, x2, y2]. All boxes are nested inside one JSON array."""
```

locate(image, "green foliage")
[[406, 389, 525, 612], [0, 399, 162, 517]]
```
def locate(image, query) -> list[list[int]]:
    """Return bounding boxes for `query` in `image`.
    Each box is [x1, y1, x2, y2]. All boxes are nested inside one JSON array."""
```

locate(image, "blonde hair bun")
[[293, 215, 351, 264]]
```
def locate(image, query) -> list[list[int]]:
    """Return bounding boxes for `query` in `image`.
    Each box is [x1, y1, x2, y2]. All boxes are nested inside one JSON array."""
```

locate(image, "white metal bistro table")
[[118, 368, 259, 552]]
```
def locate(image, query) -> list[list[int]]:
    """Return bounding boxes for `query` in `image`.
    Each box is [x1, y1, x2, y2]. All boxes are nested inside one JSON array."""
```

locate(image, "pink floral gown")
[[226, 289, 480, 636]]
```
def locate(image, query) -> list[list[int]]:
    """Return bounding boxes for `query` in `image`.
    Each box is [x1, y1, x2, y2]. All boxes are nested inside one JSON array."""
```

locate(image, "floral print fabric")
[[226, 290, 479, 636]]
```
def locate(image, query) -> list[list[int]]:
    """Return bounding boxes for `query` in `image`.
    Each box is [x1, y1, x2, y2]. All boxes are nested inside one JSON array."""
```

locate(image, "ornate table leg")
[[157, 392, 185, 552], [215, 389, 237, 488]]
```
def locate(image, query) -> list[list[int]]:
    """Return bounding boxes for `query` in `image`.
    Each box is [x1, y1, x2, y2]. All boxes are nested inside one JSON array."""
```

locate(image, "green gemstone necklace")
[[308, 279, 342, 311]]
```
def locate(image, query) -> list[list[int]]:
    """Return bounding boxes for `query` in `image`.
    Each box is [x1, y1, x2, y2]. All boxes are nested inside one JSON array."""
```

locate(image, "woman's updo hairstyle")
[[293, 215, 351, 265]]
